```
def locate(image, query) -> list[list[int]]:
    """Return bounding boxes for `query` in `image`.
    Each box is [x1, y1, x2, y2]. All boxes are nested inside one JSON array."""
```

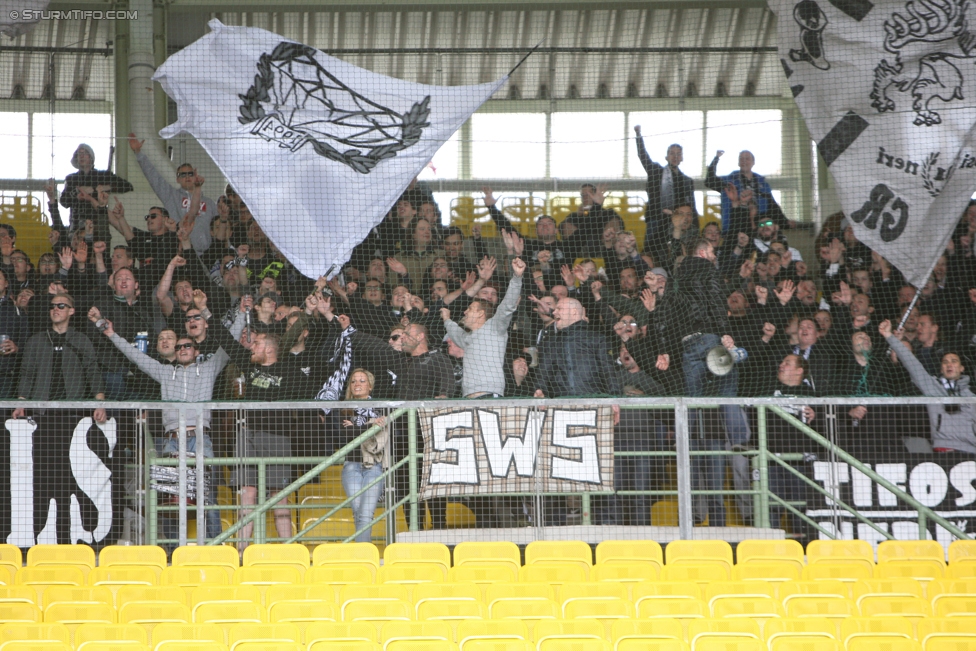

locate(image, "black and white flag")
[[770, 0, 976, 287], [154, 20, 506, 278]]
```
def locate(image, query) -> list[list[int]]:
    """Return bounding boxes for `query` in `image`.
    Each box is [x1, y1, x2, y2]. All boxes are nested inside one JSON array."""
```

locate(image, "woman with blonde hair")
[[339, 368, 388, 542]]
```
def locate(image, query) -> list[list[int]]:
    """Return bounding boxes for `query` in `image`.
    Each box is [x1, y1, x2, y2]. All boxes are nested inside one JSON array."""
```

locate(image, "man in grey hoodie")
[[128, 133, 216, 254], [87, 304, 246, 539], [882, 319, 976, 455]]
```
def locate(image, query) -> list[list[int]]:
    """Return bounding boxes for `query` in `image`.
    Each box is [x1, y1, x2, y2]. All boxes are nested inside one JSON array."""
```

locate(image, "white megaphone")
[[706, 345, 748, 376]]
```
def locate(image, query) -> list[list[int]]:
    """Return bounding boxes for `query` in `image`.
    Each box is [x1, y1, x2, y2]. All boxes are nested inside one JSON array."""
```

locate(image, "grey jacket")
[[444, 275, 521, 396], [18, 328, 105, 400], [136, 151, 216, 254], [887, 335, 976, 453]]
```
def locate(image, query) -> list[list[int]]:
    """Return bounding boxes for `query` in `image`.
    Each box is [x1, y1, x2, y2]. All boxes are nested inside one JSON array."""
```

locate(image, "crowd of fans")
[[5, 126, 976, 540]]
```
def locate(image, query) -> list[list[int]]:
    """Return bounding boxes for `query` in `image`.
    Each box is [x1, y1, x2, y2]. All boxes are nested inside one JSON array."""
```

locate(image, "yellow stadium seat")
[[0, 643, 72, 651], [536, 639, 608, 651], [485, 583, 554, 609], [268, 600, 337, 632], [616, 640, 687, 651], [877, 561, 945, 582], [0, 623, 71, 646], [452, 542, 520, 574], [637, 598, 706, 620], [563, 598, 632, 633], [306, 621, 378, 645], [0, 546, 23, 585], [73, 623, 147, 651], [226, 622, 301, 650], [633, 581, 702, 608], [768, 639, 838, 651], [878, 540, 946, 568], [88, 567, 157, 600], [384, 641, 452, 651], [519, 563, 588, 586], [933, 595, 976, 617], [919, 617, 976, 642], [42, 603, 116, 631], [611, 619, 684, 645], [42, 586, 113, 610], [343, 599, 414, 625], [457, 619, 528, 651], [736, 539, 804, 571], [69, 644, 148, 651], [115, 586, 187, 609], [780, 581, 850, 605], [858, 595, 932, 619], [705, 581, 776, 609], [448, 564, 517, 586], [688, 619, 761, 641], [785, 597, 854, 619], [98, 547, 166, 574], [242, 545, 308, 574], [763, 618, 837, 646], [802, 562, 875, 583], [0, 589, 37, 607], [928, 578, 976, 600], [416, 599, 483, 627], [713, 596, 785, 620], [117, 602, 190, 636], [561, 583, 629, 610], [232, 643, 299, 651], [308, 641, 378, 651], [383, 544, 450, 575], [380, 620, 452, 648], [535, 619, 607, 643], [947, 540, 976, 568], [171, 547, 239, 576], [851, 579, 925, 607], [15, 567, 85, 601], [488, 599, 557, 640], [693, 637, 764, 651], [662, 564, 730, 584], [666, 541, 733, 573], [378, 564, 445, 585], [265, 583, 335, 609], [306, 565, 375, 590], [731, 562, 801, 583], [592, 564, 660, 585], [339, 586, 411, 615], [193, 601, 265, 626], [313, 544, 380, 580], [191, 585, 262, 612], [160, 566, 230, 602], [0, 603, 42, 623], [26, 546, 95, 575], [840, 617, 914, 647], [806, 541, 875, 572], [524, 541, 592, 571], [595, 541, 663, 571], [846, 639, 921, 651], [234, 566, 302, 590], [151, 622, 224, 650], [923, 638, 976, 651], [946, 564, 976, 579]]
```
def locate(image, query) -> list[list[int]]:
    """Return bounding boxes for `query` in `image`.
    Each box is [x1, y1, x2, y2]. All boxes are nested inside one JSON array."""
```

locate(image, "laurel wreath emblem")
[[920, 151, 955, 197], [238, 42, 430, 174]]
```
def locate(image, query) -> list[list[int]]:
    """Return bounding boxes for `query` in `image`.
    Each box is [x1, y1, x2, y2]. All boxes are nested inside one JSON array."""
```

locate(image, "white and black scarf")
[[317, 324, 357, 412]]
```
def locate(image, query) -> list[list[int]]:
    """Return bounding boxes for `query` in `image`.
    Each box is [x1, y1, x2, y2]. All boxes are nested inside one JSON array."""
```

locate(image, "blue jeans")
[[682, 333, 751, 526], [155, 432, 222, 543], [342, 462, 384, 543]]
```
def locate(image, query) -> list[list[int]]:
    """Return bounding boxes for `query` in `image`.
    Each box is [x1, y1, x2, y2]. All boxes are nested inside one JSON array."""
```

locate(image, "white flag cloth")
[[769, 0, 976, 287], [154, 19, 506, 278]]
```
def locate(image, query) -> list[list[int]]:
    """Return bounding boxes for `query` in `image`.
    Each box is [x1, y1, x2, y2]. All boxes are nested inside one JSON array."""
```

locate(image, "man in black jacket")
[[634, 125, 697, 256], [666, 238, 751, 526]]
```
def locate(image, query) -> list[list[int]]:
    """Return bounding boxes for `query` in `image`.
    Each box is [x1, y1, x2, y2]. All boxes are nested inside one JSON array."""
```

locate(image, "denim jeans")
[[682, 333, 751, 526], [342, 461, 384, 543], [155, 432, 222, 543]]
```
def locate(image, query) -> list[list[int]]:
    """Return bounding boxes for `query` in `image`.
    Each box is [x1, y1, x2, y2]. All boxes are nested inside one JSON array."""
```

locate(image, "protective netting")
[[1, 6, 975, 548]]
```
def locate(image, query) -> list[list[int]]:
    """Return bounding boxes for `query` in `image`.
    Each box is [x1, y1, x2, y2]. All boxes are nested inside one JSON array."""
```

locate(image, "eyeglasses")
[[759, 221, 774, 227], [10, 258, 27, 264], [176, 343, 196, 351], [145, 214, 162, 221], [50, 303, 70, 310], [185, 314, 204, 322], [389, 334, 401, 341], [620, 321, 638, 327], [177, 171, 194, 178]]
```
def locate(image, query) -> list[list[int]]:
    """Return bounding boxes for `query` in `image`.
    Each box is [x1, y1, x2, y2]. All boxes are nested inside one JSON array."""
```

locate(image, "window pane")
[[31, 113, 114, 180], [706, 110, 782, 176], [418, 130, 460, 181], [628, 111, 704, 178], [471, 113, 546, 179], [551, 112, 625, 178], [0, 113, 28, 179]]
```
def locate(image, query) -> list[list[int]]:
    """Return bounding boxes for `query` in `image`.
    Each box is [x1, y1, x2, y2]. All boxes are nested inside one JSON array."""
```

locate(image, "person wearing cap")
[[250, 291, 285, 334], [633, 127, 698, 256], [705, 149, 773, 234], [60, 144, 133, 244]]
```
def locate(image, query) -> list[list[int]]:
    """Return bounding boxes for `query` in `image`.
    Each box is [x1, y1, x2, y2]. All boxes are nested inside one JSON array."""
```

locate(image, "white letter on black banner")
[[5, 418, 36, 547], [550, 409, 601, 484], [70, 418, 116, 543], [429, 411, 479, 485], [479, 409, 542, 478]]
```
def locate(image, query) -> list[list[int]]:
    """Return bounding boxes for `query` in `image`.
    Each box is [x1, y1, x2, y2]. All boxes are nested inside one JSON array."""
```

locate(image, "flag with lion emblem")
[[154, 19, 506, 278], [770, 0, 976, 288]]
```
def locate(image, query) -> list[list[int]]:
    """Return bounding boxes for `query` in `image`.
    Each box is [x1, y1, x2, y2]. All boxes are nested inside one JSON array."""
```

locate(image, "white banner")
[[770, 0, 976, 287], [154, 19, 506, 278]]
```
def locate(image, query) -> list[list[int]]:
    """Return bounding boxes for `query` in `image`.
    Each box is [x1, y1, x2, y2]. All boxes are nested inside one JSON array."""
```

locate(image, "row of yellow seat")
[[0, 619, 971, 651]]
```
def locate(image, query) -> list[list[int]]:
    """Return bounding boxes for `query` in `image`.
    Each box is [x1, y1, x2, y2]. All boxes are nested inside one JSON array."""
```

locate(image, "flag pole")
[[507, 40, 545, 77]]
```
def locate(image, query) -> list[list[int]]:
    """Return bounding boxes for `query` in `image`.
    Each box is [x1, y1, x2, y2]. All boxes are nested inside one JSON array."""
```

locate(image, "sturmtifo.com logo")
[[238, 42, 431, 175]]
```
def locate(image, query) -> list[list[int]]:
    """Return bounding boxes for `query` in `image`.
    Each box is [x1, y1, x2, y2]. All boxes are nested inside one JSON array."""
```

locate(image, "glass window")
[[471, 113, 546, 179], [31, 113, 114, 180], [705, 110, 782, 176], [628, 111, 704, 178], [550, 112, 625, 178], [418, 130, 460, 181], [0, 113, 29, 179]]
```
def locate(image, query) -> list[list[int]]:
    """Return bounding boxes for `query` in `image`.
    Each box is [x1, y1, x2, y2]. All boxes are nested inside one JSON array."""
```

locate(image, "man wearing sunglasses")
[[129, 133, 216, 254], [87, 308, 241, 543], [106, 203, 179, 287]]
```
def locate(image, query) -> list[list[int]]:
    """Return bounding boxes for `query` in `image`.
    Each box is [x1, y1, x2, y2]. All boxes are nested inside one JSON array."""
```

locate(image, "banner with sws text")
[[419, 406, 615, 500], [0, 414, 122, 548], [770, 0, 976, 287]]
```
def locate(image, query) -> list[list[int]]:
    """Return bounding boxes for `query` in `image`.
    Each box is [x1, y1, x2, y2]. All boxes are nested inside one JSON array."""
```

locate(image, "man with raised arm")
[[705, 149, 773, 234], [440, 256, 525, 397], [634, 125, 697, 255], [128, 133, 216, 253]]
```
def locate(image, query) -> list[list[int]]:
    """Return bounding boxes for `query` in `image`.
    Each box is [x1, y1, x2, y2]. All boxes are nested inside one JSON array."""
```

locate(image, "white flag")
[[769, 0, 976, 287], [154, 19, 506, 278]]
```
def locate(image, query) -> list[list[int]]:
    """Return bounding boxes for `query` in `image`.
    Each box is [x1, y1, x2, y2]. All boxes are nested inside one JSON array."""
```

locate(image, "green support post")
[[408, 408, 419, 532], [255, 462, 267, 544], [757, 406, 770, 529]]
